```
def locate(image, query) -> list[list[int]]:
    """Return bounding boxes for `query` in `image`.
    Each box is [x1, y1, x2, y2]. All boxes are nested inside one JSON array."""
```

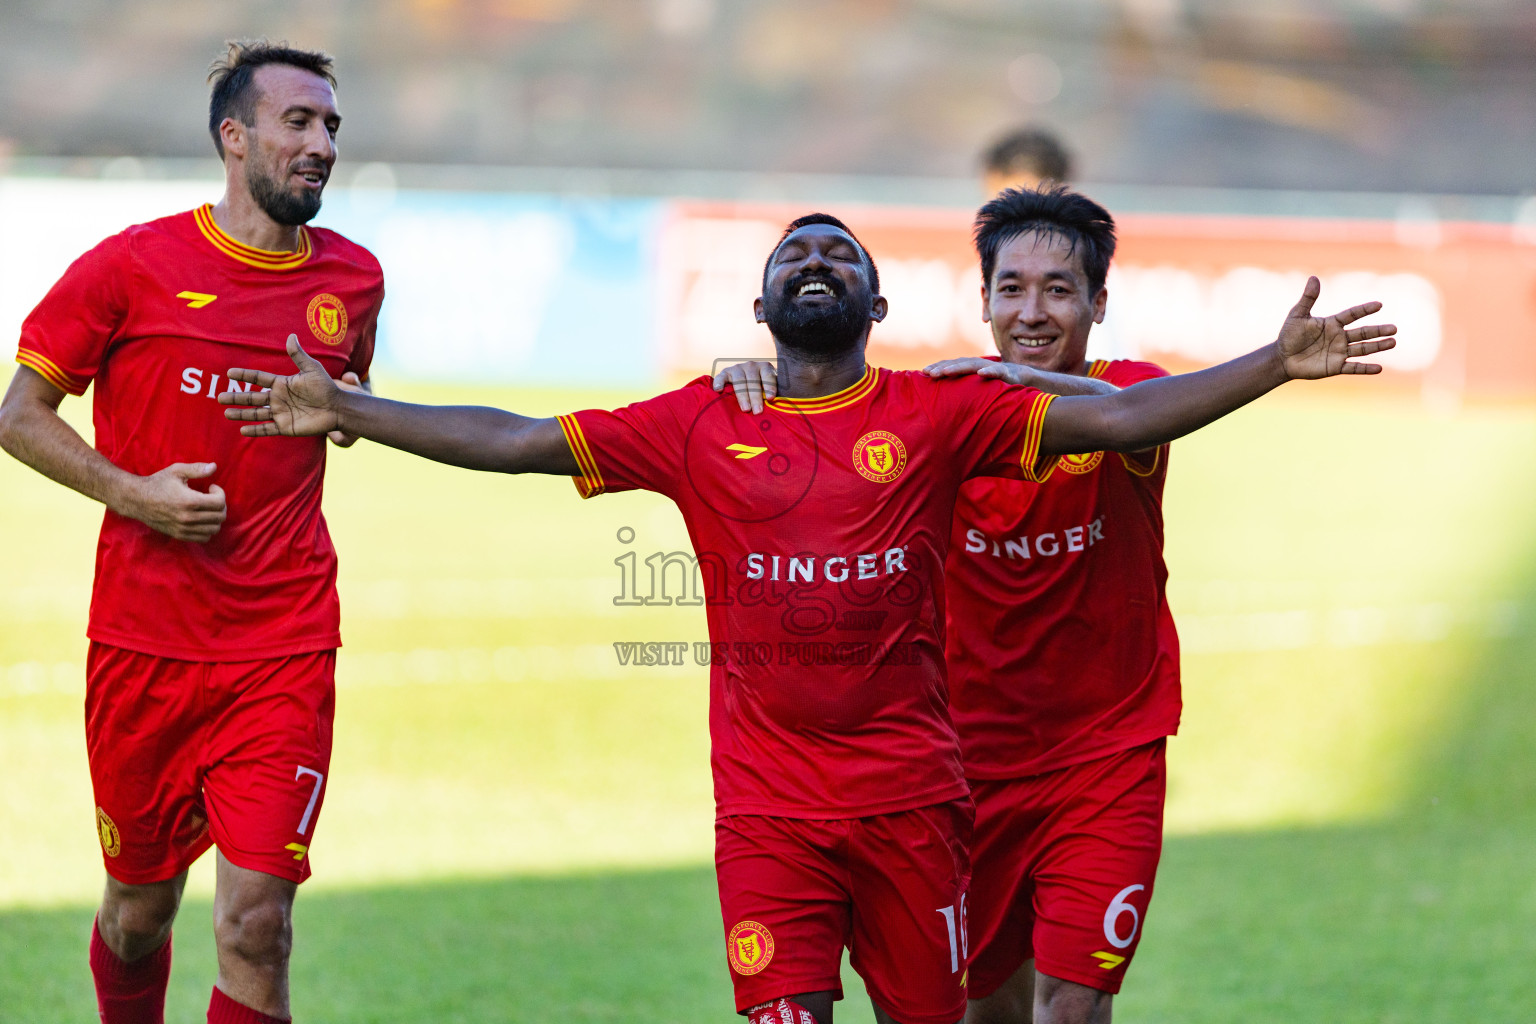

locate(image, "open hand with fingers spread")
[[221, 334, 344, 437], [1277, 276, 1397, 380]]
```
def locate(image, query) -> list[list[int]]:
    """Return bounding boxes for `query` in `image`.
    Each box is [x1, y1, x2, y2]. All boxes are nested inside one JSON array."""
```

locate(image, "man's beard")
[[246, 161, 324, 227], [761, 276, 869, 360]]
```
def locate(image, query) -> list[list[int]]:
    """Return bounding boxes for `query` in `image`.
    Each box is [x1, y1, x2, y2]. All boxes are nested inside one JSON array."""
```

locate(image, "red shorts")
[[84, 642, 336, 886], [716, 800, 973, 1024], [966, 739, 1166, 998]]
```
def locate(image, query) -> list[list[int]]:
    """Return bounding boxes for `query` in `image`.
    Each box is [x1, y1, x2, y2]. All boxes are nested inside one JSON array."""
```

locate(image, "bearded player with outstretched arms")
[[220, 214, 1391, 1024], [717, 187, 1186, 1024]]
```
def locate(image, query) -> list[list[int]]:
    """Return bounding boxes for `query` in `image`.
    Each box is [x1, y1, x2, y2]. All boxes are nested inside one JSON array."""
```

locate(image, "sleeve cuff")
[[1018, 392, 1059, 483], [16, 349, 88, 396], [1119, 445, 1164, 477], [557, 413, 605, 498]]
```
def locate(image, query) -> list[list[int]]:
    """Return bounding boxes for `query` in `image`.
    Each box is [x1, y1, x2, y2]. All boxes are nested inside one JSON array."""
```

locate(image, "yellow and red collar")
[[194, 204, 312, 271], [766, 365, 880, 415]]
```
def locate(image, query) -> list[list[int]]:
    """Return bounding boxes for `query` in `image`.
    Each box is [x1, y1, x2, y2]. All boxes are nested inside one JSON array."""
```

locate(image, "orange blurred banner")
[[659, 199, 1536, 401]]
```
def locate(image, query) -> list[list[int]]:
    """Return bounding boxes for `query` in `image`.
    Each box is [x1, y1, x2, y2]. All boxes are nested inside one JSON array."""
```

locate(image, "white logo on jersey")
[[179, 366, 266, 401], [744, 547, 908, 583], [964, 516, 1105, 560]]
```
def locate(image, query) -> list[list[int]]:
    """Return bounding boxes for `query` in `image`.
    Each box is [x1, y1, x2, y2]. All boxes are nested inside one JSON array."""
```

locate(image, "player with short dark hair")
[[981, 128, 1075, 196], [927, 186, 1175, 1024], [207, 42, 337, 160], [0, 39, 382, 1024], [221, 216, 1390, 1024]]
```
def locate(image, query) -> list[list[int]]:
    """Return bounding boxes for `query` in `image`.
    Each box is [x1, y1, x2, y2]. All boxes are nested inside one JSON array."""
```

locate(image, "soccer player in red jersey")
[[927, 189, 1179, 1024], [221, 215, 1392, 1024], [0, 43, 381, 1024], [716, 187, 1254, 1024]]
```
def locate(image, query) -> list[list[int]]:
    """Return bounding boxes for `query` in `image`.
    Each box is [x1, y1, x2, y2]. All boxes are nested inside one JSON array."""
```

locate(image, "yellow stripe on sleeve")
[[1018, 393, 1059, 483], [557, 414, 606, 498], [566, 416, 605, 491], [1119, 445, 1163, 477], [16, 349, 86, 395]]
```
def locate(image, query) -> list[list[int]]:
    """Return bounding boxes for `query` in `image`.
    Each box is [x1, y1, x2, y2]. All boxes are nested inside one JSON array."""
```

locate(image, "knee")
[[113, 899, 177, 944], [966, 992, 1033, 1024], [101, 884, 180, 956], [1035, 980, 1110, 1024], [215, 898, 293, 969]]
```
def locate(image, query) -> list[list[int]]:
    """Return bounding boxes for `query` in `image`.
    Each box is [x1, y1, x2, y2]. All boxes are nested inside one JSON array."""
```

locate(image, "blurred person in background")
[[224, 211, 1392, 1024], [0, 41, 381, 1024], [982, 128, 1075, 195]]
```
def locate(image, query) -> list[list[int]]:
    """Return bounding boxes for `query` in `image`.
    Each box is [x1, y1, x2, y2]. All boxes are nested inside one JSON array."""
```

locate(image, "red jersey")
[[560, 368, 1057, 819], [946, 359, 1181, 779], [15, 205, 383, 661]]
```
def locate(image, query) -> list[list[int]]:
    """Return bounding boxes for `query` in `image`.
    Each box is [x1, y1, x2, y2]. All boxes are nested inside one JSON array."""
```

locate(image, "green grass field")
[[3, 379, 1534, 1022]]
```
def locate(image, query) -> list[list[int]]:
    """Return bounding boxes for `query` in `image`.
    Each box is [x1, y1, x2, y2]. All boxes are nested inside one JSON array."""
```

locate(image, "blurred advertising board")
[[0, 177, 665, 389], [321, 190, 663, 387], [3, 176, 1533, 399], [658, 199, 1536, 401]]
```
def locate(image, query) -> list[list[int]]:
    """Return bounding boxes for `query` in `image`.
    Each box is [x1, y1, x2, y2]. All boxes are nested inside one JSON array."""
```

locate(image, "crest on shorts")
[[727, 920, 774, 975], [306, 293, 349, 346], [1058, 451, 1104, 475], [852, 430, 907, 484], [96, 807, 121, 858]]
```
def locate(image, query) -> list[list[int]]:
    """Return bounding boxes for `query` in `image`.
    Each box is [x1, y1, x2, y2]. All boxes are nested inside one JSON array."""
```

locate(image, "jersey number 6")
[[1102, 883, 1146, 950]]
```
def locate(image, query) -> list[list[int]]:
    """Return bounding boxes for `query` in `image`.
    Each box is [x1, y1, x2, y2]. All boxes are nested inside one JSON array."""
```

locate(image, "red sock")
[[207, 985, 290, 1024], [90, 918, 173, 1024], [747, 998, 820, 1024]]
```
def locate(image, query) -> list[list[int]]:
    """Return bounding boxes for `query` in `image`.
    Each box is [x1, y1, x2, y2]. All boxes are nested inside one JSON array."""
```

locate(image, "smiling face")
[[755, 224, 887, 360], [228, 63, 341, 227], [983, 229, 1106, 375]]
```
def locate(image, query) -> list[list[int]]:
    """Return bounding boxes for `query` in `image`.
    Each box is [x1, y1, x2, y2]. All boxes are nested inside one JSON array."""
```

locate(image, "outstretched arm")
[[1039, 277, 1396, 455], [221, 335, 579, 475]]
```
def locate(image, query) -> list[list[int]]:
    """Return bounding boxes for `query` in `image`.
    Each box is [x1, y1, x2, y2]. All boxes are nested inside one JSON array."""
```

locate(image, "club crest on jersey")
[[727, 920, 774, 975], [1058, 451, 1104, 475], [852, 430, 907, 484], [96, 807, 121, 858], [306, 293, 349, 346]]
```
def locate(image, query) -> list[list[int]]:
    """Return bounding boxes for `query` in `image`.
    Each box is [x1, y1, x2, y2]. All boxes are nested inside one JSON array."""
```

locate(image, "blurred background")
[[2, 2, 1535, 1022], [5, 0, 1536, 190]]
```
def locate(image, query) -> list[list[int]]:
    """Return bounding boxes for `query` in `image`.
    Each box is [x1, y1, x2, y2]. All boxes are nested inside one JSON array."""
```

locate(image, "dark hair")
[[974, 186, 1116, 295], [763, 213, 880, 294], [981, 127, 1074, 184], [207, 40, 336, 158]]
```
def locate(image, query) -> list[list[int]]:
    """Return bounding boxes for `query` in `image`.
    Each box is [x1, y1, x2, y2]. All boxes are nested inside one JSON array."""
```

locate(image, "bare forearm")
[[1015, 365, 1119, 397], [334, 390, 575, 474], [0, 399, 137, 510], [1043, 343, 1288, 454]]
